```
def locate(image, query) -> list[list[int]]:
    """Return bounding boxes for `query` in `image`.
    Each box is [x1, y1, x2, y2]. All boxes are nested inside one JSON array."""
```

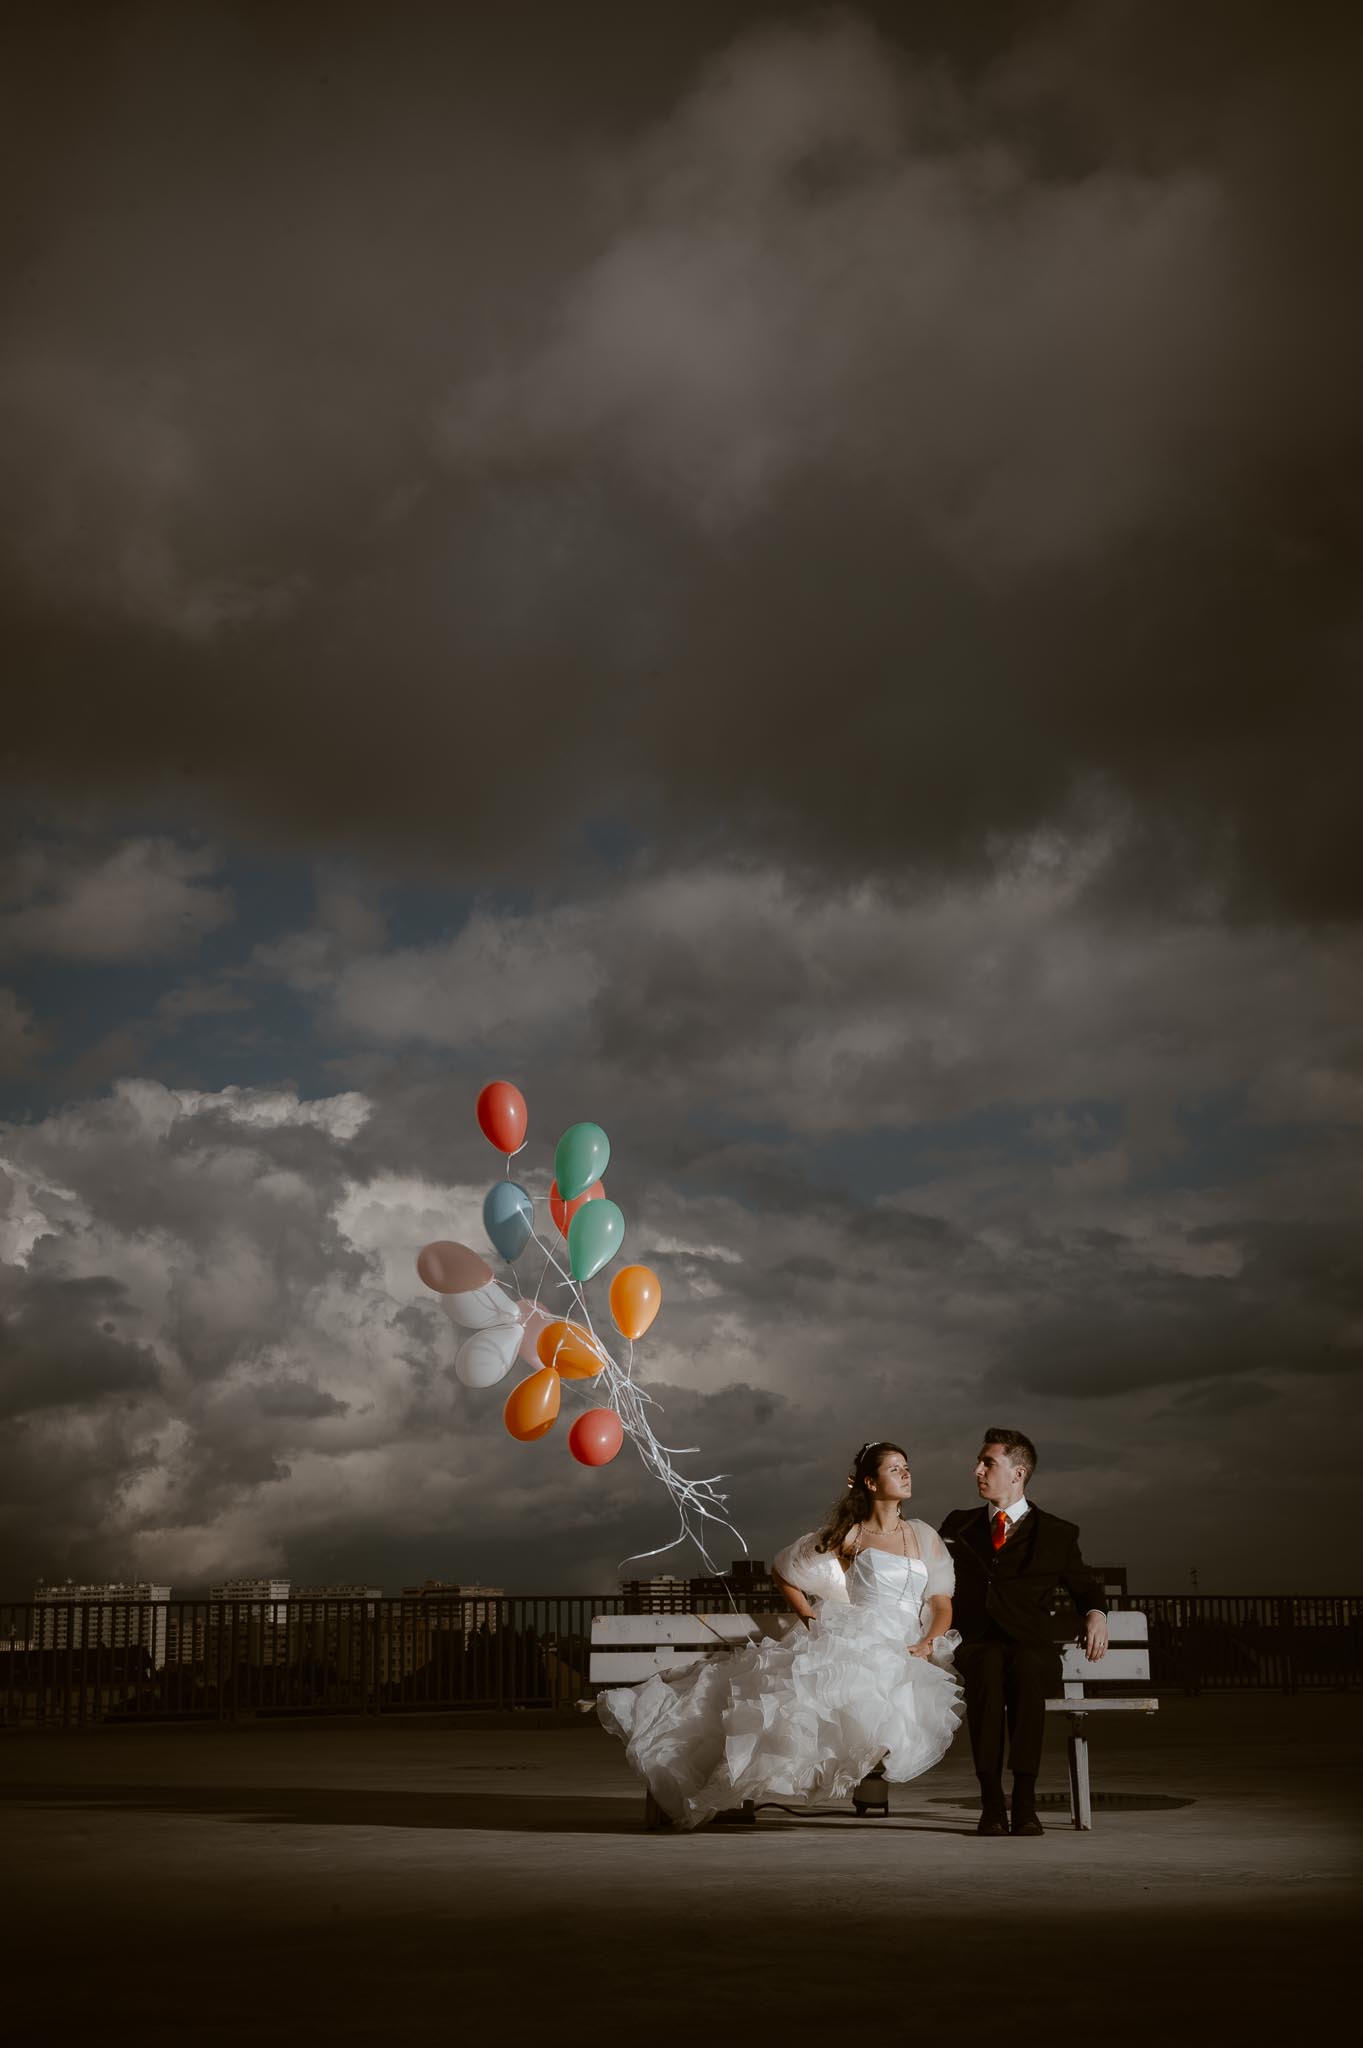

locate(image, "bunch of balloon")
[[415, 1078, 745, 1574]]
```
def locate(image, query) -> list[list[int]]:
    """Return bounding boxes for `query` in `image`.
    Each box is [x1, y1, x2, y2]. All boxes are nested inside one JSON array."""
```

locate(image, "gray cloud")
[[439, 18, 1227, 566], [1, 1000, 1355, 1594], [0, 989, 47, 1078], [0, 6, 1353, 1600], [0, 1266, 163, 1418], [0, 837, 233, 962], [268, 857, 1363, 1148], [0, 6, 1357, 913]]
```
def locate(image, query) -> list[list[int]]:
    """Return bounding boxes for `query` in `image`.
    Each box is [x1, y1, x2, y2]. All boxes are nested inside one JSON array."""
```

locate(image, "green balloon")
[[568, 1198, 625, 1283], [554, 1121, 611, 1203]]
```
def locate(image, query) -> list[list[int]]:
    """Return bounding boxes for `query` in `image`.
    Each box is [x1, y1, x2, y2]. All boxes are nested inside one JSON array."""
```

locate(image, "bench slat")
[[1046, 1697, 1159, 1713], [592, 1612, 1149, 1646], [591, 1613, 788, 1646], [591, 1649, 723, 1682], [1058, 1645, 1150, 1682], [1095, 1613, 1147, 1643]]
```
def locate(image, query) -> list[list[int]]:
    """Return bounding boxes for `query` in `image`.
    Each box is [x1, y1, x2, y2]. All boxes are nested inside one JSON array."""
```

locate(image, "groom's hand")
[[1084, 1611, 1109, 1661]]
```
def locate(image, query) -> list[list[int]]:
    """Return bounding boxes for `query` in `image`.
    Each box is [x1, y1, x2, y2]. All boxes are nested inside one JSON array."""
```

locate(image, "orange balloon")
[[609, 1265, 662, 1341], [536, 1319, 607, 1380], [504, 1366, 561, 1442]]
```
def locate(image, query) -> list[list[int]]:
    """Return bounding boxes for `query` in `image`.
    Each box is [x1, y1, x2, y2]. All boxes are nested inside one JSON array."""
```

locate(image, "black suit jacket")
[[938, 1503, 1106, 1653]]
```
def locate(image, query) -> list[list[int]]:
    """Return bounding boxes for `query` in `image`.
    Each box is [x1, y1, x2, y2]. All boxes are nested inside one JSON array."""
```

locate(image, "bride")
[[595, 1440, 964, 1828]]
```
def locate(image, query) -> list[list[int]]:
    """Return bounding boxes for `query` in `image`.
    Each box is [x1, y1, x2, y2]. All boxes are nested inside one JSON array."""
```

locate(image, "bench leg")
[[1066, 1722, 1092, 1831]]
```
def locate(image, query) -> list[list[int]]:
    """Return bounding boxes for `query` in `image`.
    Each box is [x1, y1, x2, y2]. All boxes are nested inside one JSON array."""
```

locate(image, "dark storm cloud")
[[0, 4, 1356, 1598], [999, 1216, 1363, 1400], [1, 4, 1359, 913], [0, 1267, 162, 1417]]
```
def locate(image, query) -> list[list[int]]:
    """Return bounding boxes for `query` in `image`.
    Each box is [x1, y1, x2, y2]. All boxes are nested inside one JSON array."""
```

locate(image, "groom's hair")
[[983, 1428, 1037, 1480]]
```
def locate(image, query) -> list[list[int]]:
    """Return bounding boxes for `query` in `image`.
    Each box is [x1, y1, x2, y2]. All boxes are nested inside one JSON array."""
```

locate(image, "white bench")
[[1045, 1609, 1158, 1829], [589, 1612, 793, 1827], [589, 1609, 1158, 1831]]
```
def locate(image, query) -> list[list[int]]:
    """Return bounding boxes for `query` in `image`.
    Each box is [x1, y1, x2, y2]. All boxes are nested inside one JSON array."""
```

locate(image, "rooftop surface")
[[2, 1695, 1357, 2046]]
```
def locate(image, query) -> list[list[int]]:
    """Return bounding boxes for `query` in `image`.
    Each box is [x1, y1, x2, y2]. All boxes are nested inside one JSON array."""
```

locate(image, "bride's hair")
[[814, 1440, 908, 1554]]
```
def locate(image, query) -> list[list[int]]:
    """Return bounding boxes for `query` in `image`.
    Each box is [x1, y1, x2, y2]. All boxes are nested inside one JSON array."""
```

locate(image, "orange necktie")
[[992, 1511, 1009, 1550]]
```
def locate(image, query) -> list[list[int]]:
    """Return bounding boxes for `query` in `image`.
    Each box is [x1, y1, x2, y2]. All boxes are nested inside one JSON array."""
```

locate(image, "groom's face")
[[975, 1443, 1024, 1504]]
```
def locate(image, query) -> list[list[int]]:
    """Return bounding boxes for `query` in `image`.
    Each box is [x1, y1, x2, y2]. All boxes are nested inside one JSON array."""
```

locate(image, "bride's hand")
[[907, 1638, 935, 1660]]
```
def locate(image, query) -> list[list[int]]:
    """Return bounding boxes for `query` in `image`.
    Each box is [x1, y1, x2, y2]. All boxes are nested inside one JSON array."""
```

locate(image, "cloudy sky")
[[2, 1, 1358, 1598]]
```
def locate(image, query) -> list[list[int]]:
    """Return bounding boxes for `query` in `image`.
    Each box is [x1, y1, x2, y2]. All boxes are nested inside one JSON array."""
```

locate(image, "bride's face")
[[871, 1451, 912, 1503]]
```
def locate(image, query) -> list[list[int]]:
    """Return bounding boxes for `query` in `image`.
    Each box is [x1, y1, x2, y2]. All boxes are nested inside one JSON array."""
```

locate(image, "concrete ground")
[[1, 1695, 1358, 2047]]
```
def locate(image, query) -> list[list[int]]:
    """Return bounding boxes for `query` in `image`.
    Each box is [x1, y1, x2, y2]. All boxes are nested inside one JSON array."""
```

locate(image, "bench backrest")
[[1058, 1611, 1149, 1696], [590, 1610, 1150, 1692], [590, 1612, 789, 1684]]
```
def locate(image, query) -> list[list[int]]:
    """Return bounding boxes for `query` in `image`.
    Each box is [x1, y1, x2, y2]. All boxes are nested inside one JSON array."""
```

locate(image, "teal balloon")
[[483, 1180, 534, 1262], [568, 1198, 625, 1283], [554, 1121, 611, 1203]]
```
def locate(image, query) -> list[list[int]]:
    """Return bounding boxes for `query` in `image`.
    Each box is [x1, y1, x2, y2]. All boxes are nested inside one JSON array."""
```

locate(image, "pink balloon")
[[515, 1298, 554, 1367], [568, 1408, 624, 1467], [416, 1240, 495, 1294]]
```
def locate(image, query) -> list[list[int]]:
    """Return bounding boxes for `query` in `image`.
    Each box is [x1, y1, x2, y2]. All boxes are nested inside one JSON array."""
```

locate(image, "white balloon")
[[515, 1297, 554, 1366], [442, 1279, 518, 1331], [455, 1321, 522, 1388]]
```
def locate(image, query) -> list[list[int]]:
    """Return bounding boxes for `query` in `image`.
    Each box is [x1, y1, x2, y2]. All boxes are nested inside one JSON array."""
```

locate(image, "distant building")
[[619, 1572, 689, 1614], [205, 1578, 292, 1667], [401, 1580, 503, 1630], [208, 1577, 292, 1603], [32, 1581, 171, 1669], [393, 1582, 505, 1670], [620, 1560, 780, 1614], [294, 1584, 384, 1601], [292, 1585, 383, 1669], [686, 1558, 778, 1611]]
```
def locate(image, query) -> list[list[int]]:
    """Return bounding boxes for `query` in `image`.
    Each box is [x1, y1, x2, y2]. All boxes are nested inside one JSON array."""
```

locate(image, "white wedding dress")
[[596, 1521, 964, 1829]]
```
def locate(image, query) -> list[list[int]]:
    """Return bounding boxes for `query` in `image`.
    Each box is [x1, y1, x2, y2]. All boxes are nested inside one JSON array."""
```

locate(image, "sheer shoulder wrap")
[[913, 1522, 955, 1600], [772, 1530, 851, 1606]]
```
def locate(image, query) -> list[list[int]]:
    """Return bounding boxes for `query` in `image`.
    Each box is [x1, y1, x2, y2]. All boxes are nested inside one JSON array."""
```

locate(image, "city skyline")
[[2, 3, 1356, 1600]]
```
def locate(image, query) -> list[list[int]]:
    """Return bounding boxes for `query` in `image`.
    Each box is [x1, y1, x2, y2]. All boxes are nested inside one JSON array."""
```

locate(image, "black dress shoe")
[[976, 1813, 1009, 1836], [1010, 1812, 1045, 1836]]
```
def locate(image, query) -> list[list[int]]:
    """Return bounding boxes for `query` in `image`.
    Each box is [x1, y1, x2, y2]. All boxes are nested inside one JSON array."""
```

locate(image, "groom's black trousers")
[[955, 1631, 1061, 1780]]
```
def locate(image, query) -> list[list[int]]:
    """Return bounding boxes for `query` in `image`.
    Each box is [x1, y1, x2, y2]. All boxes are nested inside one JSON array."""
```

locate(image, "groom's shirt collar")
[[986, 1497, 1030, 1527]]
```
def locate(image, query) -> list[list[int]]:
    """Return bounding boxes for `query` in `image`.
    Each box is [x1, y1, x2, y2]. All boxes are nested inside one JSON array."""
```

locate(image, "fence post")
[[1283, 1599, 1298, 1696]]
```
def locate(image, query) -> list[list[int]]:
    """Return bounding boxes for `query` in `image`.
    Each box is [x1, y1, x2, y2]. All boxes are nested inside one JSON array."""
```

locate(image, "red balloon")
[[568, 1408, 624, 1467], [476, 1081, 528, 1155], [549, 1177, 605, 1238]]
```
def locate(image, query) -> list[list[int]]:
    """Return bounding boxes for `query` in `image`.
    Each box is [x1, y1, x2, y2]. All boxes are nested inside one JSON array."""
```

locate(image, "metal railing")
[[1124, 1593, 1363, 1695], [1, 1591, 1358, 1725]]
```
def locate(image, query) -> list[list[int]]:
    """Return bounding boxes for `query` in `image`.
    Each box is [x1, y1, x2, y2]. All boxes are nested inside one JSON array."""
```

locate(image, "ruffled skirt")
[[596, 1601, 964, 1829]]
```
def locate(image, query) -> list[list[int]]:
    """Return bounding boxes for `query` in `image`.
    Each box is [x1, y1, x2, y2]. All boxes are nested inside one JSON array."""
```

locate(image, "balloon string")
[[510, 1200, 745, 1580]]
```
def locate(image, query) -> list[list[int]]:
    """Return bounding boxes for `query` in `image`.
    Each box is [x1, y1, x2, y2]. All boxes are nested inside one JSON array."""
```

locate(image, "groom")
[[940, 1429, 1108, 1836]]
